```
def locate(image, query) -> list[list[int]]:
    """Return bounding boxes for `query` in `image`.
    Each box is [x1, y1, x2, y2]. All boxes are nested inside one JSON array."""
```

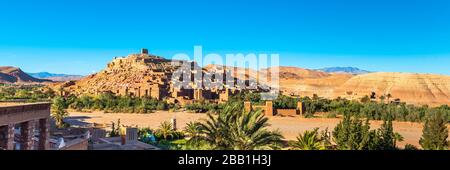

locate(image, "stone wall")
[[0, 103, 50, 126], [276, 109, 298, 116], [0, 103, 51, 150], [245, 101, 305, 117]]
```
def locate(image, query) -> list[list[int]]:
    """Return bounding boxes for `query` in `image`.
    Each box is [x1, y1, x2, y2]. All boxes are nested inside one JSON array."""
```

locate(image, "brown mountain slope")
[[262, 67, 352, 97], [265, 66, 331, 79], [207, 64, 450, 106], [204, 65, 333, 80], [279, 73, 353, 98], [333, 72, 450, 106], [204, 64, 353, 98], [0, 66, 51, 84]]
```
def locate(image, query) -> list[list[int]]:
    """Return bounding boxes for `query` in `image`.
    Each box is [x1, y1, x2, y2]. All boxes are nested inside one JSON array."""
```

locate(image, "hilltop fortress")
[[56, 49, 269, 105], [51, 49, 450, 107]]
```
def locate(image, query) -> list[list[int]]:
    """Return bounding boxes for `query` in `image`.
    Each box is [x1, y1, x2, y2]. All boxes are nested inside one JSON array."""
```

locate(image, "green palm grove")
[[187, 103, 284, 150]]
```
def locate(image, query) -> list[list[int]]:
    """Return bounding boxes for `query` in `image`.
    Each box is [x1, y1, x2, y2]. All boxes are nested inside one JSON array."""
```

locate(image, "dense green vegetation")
[[187, 103, 284, 150], [5, 86, 449, 123], [109, 120, 186, 150], [290, 128, 331, 150], [131, 101, 448, 150], [51, 96, 70, 128], [290, 114, 404, 150], [64, 93, 171, 113], [184, 101, 223, 113], [420, 110, 449, 150], [0, 85, 55, 102], [136, 103, 284, 150], [333, 115, 403, 150], [233, 92, 450, 123]]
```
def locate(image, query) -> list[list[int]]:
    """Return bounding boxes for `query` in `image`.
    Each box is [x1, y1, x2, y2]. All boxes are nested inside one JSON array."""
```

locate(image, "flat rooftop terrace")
[[0, 102, 50, 107], [0, 102, 51, 126]]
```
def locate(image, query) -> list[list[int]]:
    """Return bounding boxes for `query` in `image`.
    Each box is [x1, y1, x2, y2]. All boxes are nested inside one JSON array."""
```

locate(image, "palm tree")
[[394, 132, 404, 147], [184, 121, 201, 138], [189, 103, 284, 150], [51, 96, 69, 128], [292, 128, 326, 150], [158, 121, 174, 140], [190, 104, 240, 149], [230, 108, 284, 150]]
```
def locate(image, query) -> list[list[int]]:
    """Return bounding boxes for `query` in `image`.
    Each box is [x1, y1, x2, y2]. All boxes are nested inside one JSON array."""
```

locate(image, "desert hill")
[[204, 64, 353, 98], [0, 66, 51, 84], [264, 66, 331, 79], [204, 64, 450, 106], [333, 72, 450, 106], [56, 53, 180, 95], [204, 65, 333, 80], [259, 66, 353, 98]]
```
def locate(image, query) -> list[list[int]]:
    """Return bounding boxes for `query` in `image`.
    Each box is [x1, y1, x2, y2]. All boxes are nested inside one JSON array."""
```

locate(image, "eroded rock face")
[[279, 73, 353, 98], [333, 72, 450, 106], [204, 65, 354, 99], [223, 65, 450, 106]]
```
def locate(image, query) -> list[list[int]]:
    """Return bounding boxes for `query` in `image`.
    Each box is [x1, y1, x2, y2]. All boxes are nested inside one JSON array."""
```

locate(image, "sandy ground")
[[66, 111, 449, 148]]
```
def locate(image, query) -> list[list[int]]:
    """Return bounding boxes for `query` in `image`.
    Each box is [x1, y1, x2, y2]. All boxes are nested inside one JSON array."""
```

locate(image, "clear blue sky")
[[1, 0, 449, 75]]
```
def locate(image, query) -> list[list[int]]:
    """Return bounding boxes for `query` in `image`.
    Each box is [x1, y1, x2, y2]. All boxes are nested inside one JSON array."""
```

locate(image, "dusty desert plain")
[[66, 111, 450, 149]]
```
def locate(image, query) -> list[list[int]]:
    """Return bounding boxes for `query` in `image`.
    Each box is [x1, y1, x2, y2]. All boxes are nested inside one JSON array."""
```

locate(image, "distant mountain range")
[[0, 66, 51, 84], [316, 67, 371, 75], [27, 72, 84, 81]]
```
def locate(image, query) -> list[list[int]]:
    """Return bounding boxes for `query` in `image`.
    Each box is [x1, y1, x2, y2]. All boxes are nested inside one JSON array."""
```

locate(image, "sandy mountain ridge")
[[334, 72, 450, 106], [0, 66, 51, 84], [203, 65, 333, 80], [204, 64, 450, 106]]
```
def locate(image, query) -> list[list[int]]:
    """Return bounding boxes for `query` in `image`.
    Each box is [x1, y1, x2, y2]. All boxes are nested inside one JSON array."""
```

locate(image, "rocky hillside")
[[0, 66, 51, 84], [56, 53, 181, 95], [333, 72, 450, 106], [204, 64, 353, 98], [205, 64, 450, 106]]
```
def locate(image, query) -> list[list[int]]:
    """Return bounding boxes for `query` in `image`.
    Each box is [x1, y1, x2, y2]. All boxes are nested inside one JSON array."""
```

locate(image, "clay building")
[[0, 103, 51, 150], [58, 49, 267, 106], [245, 101, 306, 117]]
